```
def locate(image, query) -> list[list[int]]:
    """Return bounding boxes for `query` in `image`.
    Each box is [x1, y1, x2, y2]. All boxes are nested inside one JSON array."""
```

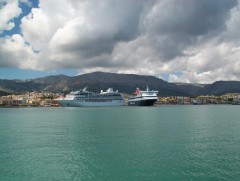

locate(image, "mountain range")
[[0, 72, 240, 96]]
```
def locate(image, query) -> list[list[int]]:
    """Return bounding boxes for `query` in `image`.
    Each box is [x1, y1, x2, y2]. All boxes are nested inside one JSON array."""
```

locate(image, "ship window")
[[80, 93, 89, 96]]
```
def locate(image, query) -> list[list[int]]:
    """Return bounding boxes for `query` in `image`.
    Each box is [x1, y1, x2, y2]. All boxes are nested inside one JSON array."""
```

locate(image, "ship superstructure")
[[56, 87, 125, 107], [128, 86, 158, 106]]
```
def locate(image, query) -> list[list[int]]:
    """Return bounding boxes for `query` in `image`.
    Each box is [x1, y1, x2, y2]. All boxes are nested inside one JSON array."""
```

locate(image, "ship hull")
[[128, 98, 157, 106], [56, 99, 125, 107]]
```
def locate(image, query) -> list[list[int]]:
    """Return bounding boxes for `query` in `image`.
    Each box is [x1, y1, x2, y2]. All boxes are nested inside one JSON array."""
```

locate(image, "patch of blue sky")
[[172, 71, 183, 77], [158, 71, 184, 82], [157, 73, 169, 81], [0, 0, 39, 37], [0, 68, 78, 80]]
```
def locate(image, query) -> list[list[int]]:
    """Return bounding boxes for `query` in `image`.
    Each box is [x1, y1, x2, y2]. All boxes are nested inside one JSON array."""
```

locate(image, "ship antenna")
[[83, 86, 87, 91]]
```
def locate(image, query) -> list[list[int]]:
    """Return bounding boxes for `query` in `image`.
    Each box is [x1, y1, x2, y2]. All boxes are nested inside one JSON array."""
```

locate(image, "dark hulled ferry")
[[128, 86, 158, 106]]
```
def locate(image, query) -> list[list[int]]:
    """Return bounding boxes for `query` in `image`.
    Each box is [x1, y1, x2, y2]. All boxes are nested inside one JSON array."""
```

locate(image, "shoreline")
[[0, 103, 238, 108]]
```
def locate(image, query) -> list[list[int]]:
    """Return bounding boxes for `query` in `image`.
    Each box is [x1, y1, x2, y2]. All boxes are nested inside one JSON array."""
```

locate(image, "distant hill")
[[0, 90, 11, 96], [0, 72, 240, 96], [200, 81, 240, 96]]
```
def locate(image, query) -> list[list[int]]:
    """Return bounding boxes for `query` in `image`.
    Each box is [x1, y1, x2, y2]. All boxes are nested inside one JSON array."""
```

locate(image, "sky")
[[0, 0, 240, 83]]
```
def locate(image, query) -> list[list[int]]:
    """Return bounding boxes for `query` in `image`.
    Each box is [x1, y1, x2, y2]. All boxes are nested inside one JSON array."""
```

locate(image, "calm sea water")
[[0, 105, 240, 181]]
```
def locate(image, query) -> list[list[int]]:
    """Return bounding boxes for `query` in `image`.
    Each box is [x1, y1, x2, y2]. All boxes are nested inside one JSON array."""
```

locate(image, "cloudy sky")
[[0, 0, 240, 83]]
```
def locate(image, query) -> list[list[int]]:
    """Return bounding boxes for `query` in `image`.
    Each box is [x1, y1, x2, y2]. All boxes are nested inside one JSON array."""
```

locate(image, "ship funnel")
[[107, 88, 113, 93]]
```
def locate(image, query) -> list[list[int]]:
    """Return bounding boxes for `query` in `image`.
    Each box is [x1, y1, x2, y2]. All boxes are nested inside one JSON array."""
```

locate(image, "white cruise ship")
[[55, 87, 125, 107], [128, 86, 158, 106]]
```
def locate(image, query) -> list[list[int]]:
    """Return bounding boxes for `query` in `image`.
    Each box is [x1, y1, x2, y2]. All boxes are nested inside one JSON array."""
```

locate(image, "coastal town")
[[0, 92, 62, 107], [0, 91, 239, 107]]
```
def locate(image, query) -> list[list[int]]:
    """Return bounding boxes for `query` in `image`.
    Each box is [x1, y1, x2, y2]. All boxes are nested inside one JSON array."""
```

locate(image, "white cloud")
[[0, 34, 37, 69], [0, 0, 22, 32], [0, 0, 240, 83], [167, 39, 240, 83]]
